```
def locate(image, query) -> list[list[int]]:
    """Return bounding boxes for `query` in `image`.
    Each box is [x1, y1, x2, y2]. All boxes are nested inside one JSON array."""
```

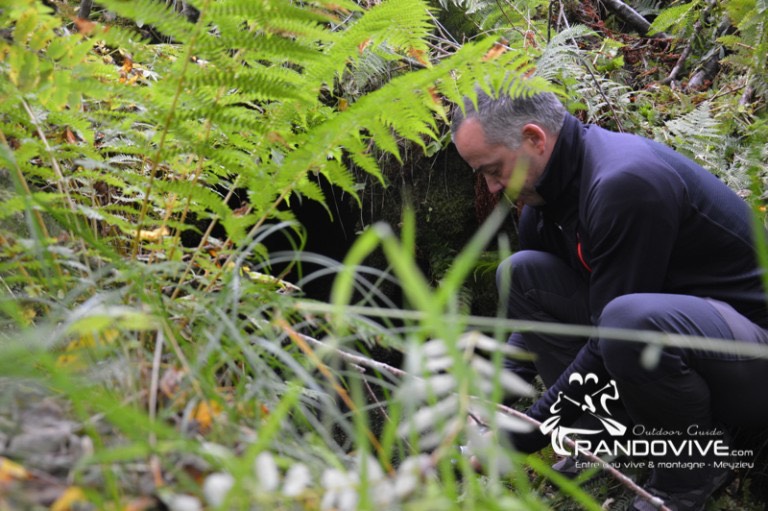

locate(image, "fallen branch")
[[686, 47, 722, 91], [601, 0, 655, 36], [686, 17, 732, 91], [662, 0, 717, 85], [296, 329, 672, 511]]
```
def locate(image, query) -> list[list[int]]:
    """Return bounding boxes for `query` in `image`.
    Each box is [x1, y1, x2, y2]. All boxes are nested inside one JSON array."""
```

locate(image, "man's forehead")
[[454, 118, 491, 158]]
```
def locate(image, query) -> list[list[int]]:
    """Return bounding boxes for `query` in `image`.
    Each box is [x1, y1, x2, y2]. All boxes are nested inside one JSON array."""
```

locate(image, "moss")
[[355, 143, 518, 317]]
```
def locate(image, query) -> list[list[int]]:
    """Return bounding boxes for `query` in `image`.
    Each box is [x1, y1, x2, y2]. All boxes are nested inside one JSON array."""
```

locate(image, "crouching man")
[[451, 86, 768, 511]]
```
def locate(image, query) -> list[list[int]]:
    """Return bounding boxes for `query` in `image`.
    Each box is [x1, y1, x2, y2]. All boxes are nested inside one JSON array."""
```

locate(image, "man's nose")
[[485, 175, 503, 194]]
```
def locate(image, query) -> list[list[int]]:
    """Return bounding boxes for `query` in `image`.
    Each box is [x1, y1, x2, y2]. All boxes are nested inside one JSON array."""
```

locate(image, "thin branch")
[[299, 332, 407, 379], [148, 329, 165, 488], [685, 17, 732, 91]]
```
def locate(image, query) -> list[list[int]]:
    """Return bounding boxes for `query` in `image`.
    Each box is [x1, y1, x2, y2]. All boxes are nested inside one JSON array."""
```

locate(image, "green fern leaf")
[[648, 1, 698, 35]]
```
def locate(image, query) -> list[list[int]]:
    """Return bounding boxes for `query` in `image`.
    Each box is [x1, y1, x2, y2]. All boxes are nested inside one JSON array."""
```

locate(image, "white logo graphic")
[[539, 372, 627, 455]]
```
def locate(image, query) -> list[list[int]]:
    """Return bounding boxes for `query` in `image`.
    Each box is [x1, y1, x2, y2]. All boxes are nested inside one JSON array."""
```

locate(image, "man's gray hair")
[[451, 88, 566, 150]]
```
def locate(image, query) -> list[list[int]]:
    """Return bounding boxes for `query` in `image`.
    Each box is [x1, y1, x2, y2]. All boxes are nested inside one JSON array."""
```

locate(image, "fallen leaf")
[[123, 495, 164, 511], [408, 47, 430, 67], [159, 366, 186, 399], [482, 39, 509, 61], [193, 400, 223, 433], [119, 56, 134, 83], [0, 456, 29, 482], [72, 17, 97, 35], [64, 127, 77, 144], [51, 486, 88, 511], [57, 329, 119, 368], [232, 203, 250, 216], [427, 86, 442, 106], [122, 57, 134, 75], [358, 37, 372, 55], [127, 226, 170, 241], [524, 30, 537, 49]]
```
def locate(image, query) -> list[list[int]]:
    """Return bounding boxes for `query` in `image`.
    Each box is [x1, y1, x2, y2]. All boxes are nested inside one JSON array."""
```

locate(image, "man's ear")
[[521, 124, 547, 153]]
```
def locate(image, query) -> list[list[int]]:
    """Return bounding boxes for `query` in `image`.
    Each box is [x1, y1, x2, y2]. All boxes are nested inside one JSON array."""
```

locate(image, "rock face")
[[355, 144, 518, 316]]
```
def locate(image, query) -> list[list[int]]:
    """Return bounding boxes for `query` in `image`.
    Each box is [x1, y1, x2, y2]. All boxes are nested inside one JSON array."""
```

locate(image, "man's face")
[[453, 117, 550, 206]]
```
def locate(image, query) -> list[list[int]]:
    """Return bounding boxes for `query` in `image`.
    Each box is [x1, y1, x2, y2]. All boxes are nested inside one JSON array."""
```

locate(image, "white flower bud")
[[165, 494, 202, 511], [283, 463, 311, 497], [254, 451, 280, 491], [203, 472, 234, 507]]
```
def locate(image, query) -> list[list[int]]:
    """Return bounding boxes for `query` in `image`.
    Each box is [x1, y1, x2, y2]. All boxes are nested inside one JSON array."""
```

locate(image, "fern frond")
[[657, 103, 727, 172], [205, 0, 337, 48], [313, 0, 433, 84], [95, 0, 197, 43], [185, 67, 308, 102]]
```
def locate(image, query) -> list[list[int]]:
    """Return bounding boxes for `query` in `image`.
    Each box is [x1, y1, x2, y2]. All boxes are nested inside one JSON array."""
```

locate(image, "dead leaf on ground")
[[50, 486, 88, 511], [0, 456, 29, 483], [192, 400, 223, 433]]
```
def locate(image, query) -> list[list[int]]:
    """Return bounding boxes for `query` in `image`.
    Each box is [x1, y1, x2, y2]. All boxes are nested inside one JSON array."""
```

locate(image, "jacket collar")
[[533, 113, 584, 219]]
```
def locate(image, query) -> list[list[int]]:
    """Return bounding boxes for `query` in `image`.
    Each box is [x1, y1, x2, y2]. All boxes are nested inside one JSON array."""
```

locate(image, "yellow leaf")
[[193, 400, 223, 433], [0, 457, 29, 482], [240, 265, 301, 294], [127, 226, 170, 241], [22, 307, 36, 325], [51, 487, 88, 511], [56, 329, 119, 368]]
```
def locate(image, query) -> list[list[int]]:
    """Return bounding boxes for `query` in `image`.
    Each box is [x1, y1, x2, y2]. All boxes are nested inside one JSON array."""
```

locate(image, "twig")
[[299, 332, 407, 379], [685, 17, 732, 91], [148, 329, 165, 488], [493, 0, 516, 29], [739, 84, 755, 107]]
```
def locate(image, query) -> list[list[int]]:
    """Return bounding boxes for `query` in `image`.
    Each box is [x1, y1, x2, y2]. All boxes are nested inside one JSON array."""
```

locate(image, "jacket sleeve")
[[509, 339, 608, 453]]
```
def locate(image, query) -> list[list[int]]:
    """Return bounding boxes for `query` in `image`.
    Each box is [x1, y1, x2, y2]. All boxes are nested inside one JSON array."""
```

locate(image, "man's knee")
[[597, 294, 686, 382], [597, 294, 662, 331], [495, 250, 560, 292]]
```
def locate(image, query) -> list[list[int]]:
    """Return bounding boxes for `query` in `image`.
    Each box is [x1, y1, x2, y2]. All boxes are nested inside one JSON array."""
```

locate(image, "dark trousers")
[[499, 250, 768, 487]]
